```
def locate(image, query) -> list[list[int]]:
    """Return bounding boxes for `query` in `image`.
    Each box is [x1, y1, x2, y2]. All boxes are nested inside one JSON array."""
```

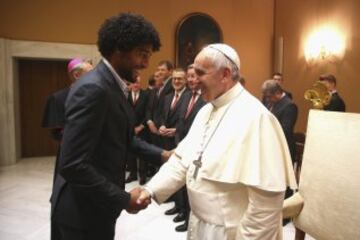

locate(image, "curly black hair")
[[97, 13, 161, 58]]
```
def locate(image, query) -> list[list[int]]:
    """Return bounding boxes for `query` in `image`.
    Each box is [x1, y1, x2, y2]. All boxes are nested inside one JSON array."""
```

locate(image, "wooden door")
[[18, 59, 70, 157]]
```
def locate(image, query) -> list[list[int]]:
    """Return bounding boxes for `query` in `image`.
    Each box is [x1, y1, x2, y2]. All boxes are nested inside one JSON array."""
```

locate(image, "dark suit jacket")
[[160, 88, 190, 150], [284, 90, 293, 100], [42, 87, 70, 141], [128, 89, 148, 127], [324, 92, 346, 112], [52, 61, 135, 229], [262, 89, 292, 109], [145, 78, 174, 128], [271, 96, 298, 163], [175, 92, 206, 145]]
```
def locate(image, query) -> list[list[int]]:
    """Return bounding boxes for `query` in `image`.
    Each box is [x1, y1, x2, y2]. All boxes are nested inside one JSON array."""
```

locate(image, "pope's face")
[[194, 53, 225, 101]]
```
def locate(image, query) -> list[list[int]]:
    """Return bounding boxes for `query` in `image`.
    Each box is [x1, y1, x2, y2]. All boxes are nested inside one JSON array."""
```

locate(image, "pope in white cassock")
[[137, 43, 297, 240]]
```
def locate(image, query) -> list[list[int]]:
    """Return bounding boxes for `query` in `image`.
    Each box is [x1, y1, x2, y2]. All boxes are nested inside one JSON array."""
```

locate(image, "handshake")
[[126, 187, 152, 214]]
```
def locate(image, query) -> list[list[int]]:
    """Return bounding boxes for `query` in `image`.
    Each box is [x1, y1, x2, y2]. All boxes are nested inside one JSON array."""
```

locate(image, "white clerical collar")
[[211, 82, 243, 108], [102, 58, 129, 97]]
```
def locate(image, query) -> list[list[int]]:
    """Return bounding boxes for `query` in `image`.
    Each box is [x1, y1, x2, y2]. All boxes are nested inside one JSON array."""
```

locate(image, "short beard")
[[117, 68, 135, 83]]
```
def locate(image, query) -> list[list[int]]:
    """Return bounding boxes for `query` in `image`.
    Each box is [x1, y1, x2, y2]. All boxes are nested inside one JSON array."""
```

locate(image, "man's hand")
[[161, 149, 174, 162], [163, 128, 176, 137], [136, 188, 152, 206], [158, 125, 167, 135], [159, 126, 176, 137], [126, 187, 151, 214], [147, 121, 159, 134], [134, 125, 144, 135]]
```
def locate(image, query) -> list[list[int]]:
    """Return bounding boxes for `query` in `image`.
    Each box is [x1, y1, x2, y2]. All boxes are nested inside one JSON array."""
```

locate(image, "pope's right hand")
[[137, 188, 151, 206]]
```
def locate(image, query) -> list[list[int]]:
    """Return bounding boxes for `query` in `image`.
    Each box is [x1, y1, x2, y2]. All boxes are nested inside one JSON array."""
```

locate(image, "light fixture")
[[304, 25, 345, 62]]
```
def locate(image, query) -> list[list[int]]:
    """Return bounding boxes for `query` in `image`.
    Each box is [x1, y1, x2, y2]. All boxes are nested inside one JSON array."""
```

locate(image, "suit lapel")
[[186, 96, 205, 120], [97, 61, 135, 130], [272, 97, 288, 117]]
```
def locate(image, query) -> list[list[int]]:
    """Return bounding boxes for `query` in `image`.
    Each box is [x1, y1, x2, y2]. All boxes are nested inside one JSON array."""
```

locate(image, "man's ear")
[[73, 70, 82, 80], [221, 67, 231, 82]]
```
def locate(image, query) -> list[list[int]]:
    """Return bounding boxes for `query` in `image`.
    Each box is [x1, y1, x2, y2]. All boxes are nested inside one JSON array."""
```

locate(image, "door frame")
[[0, 38, 100, 166]]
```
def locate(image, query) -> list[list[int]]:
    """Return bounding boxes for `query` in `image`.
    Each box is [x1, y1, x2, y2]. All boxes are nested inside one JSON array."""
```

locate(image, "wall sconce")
[[304, 25, 345, 62]]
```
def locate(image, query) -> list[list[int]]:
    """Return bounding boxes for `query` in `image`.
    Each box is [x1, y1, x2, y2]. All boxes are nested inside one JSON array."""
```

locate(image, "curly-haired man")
[[51, 13, 161, 240]]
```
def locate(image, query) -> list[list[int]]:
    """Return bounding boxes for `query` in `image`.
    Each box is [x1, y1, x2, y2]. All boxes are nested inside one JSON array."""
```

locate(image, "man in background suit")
[[126, 75, 150, 185], [172, 64, 206, 232], [262, 79, 298, 164], [158, 68, 190, 225], [159, 68, 189, 150], [51, 13, 161, 240], [175, 64, 206, 144], [42, 58, 93, 142], [273, 72, 292, 99], [319, 74, 346, 112], [43, 58, 93, 193], [262, 79, 298, 226], [262, 72, 292, 109], [146, 60, 174, 143]]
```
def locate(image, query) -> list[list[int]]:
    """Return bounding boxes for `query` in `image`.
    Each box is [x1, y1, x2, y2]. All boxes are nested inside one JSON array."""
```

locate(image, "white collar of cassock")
[[211, 82, 243, 109]]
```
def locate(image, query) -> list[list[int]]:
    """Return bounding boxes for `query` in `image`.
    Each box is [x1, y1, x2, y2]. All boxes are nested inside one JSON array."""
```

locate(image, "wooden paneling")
[[18, 59, 69, 157]]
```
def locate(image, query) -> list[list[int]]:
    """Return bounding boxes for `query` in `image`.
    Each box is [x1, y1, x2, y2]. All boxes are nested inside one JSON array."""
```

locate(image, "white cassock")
[[146, 82, 297, 240]]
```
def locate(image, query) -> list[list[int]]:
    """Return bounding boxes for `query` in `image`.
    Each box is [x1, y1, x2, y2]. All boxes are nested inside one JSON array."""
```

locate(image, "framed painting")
[[175, 13, 223, 69]]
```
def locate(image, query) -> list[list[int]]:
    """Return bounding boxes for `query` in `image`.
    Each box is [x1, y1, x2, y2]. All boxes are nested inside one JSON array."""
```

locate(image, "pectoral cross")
[[192, 156, 202, 179]]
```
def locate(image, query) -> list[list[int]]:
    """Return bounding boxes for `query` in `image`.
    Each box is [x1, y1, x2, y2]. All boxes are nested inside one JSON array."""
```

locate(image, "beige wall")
[[0, 0, 274, 96], [0, 0, 274, 165], [275, 0, 360, 132], [2, 0, 358, 153]]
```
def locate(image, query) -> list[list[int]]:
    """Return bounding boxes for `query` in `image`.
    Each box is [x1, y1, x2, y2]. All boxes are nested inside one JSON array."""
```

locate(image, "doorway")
[[18, 59, 70, 157]]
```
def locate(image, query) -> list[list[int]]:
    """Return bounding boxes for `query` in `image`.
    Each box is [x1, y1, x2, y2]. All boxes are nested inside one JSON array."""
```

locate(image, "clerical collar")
[[102, 58, 129, 97], [211, 82, 243, 108]]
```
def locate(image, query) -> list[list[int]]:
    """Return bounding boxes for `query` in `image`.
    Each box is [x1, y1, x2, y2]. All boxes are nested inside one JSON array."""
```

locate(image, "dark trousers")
[[127, 153, 147, 178], [174, 186, 190, 219], [52, 219, 115, 240]]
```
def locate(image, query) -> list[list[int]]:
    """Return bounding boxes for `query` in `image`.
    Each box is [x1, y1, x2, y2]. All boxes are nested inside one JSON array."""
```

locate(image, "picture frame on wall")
[[175, 13, 223, 69]]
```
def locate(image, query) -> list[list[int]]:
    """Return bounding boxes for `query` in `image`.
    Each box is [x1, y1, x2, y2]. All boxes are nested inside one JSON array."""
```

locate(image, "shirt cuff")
[[143, 186, 154, 198]]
